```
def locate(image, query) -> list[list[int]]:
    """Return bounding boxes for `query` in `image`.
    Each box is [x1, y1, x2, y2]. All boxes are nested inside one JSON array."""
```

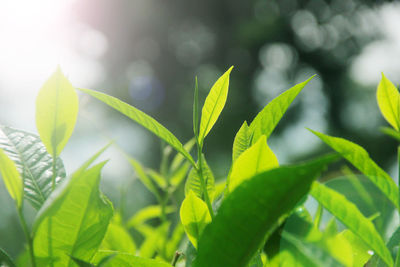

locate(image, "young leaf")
[[33, 162, 113, 266], [0, 125, 66, 209], [0, 148, 23, 208], [69, 256, 94, 267], [377, 73, 400, 131], [228, 135, 278, 192], [126, 205, 175, 229], [193, 76, 199, 137], [185, 155, 215, 202], [78, 87, 195, 166], [193, 154, 337, 267], [170, 138, 196, 173], [36, 68, 79, 157], [232, 121, 252, 162], [338, 230, 371, 266], [127, 157, 160, 199], [198, 66, 233, 145], [249, 76, 314, 145], [170, 162, 190, 188], [0, 248, 16, 267], [310, 182, 393, 267], [147, 169, 167, 189], [138, 223, 169, 258], [101, 219, 136, 254], [309, 129, 399, 210], [180, 190, 212, 249], [92, 251, 171, 267]]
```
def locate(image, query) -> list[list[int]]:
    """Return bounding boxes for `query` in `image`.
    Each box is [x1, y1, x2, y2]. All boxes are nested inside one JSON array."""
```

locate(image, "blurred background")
[[1, 0, 400, 259]]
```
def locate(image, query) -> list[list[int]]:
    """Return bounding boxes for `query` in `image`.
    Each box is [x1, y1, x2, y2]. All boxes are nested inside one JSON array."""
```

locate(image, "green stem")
[[170, 251, 181, 266], [315, 204, 323, 229], [17, 208, 36, 267], [197, 143, 214, 219]]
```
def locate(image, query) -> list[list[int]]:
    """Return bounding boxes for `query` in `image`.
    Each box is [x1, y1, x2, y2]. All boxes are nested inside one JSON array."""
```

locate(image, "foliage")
[[0, 66, 399, 267]]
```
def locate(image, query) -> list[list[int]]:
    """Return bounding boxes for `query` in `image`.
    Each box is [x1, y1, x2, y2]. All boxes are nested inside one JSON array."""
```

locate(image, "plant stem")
[[17, 208, 36, 267], [197, 143, 214, 219], [398, 146, 400, 212], [170, 251, 182, 266]]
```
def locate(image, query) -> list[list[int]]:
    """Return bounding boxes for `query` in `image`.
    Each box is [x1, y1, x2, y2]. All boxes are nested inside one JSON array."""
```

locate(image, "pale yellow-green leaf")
[[339, 230, 372, 267], [126, 205, 175, 229], [199, 66, 233, 145], [232, 121, 252, 162], [377, 73, 400, 131], [185, 155, 215, 202], [180, 190, 211, 249], [36, 68, 79, 157], [0, 148, 23, 208], [101, 220, 136, 254], [229, 135, 278, 192]]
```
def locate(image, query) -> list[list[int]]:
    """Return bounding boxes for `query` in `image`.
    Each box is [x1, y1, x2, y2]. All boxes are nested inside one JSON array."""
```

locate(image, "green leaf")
[[0, 125, 66, 209], [232, 121, 252, 162], [310, 182, 393, 266], [36, 67, 79, 157], [147, 169, 167, 189], [170, 162, 190, 189], [92, 251, 171, 267], [69, 256, 94, 267], [180, 190, 212, 249], [138, 223, 169, 258], [170, 139, 196, 173], [78, 87, 195, 166], [228, 135, 278, 192], [198, 66, 233, 145], [0, 248, 16, 267], [193, 154, 337, 267], [377, 73, 400, 131], [0, 148, 23, 208], [338, 230, 371, 266], [249, 76, 314, 145], [380, 126, 400, 142], [101, 218, 136, 254], [309, 129, 399, 210], [193, 76, 199, 137], [33, 162, 113, 266], [126, 205, 175, 229], [185, 155, 215, 202], [127, 157, 160, 199]]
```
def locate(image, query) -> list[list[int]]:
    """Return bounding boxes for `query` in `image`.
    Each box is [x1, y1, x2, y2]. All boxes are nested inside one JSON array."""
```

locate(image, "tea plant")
[[0, 66, 399, 267]]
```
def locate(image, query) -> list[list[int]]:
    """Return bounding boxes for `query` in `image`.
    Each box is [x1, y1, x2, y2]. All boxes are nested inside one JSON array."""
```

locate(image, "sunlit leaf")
[[36, 68, 79, 157], [170, 139, 196, 173], [310, 129, 399, 210], [377, 73, 400, 131], [198, 67, 233, 145], [310, 182, 393, 266], [339, 230, 371, 266], [180, 190, 212, 249], [249, 76, 314, 145], [101, 214, 136, 254], [228, 135, 278, 192], [127, 157, 159, 198], [232, 121, 252, 162], [0, 125, 66, 209], [138, 223, 169, 258], [193, 154, 336, 267], [185, 155, 215, 202], [33, 162, 113, 266], [78, 87, 195, 166], [170, 162, 190, 189], [93, 251, 171, 267], [126, 205, 175, 229], [0, 148, 23, 208], [147, 169, 167, 189]]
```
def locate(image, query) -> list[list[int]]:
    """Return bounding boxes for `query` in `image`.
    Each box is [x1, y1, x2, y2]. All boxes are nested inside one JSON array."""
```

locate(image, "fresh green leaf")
[[249, 76, 314, 145], [127, 157, 160, 199], [170, 139, 196, 173], [78, 87, 195, 166], [193, 154, 336, 267], [377, 73, 400, 131], [228, 135, 278, 192], [36, 67, 79, 157], [232, 121, 252, 162], [198, 66, 233, 145], [147, 169, 167, 189], [69, 256, 94, 267], [180, 190, 212, 249], [126, 205, 175, 229], [193, 76, 199, 137], [0, 125, 66, 209], [0, 148, 23, 208], [185, 155, 215, 202], [93, 251, 171, 267], [100, 219, 136, 254], [339, 230, 371, 266], [310, 182, 393, 266], [33, 162, 113, 266], [309, 129, 399, 210], [170, 162, 190, 188], [0, 248, 16, 267], [138, 223, 169, 258]]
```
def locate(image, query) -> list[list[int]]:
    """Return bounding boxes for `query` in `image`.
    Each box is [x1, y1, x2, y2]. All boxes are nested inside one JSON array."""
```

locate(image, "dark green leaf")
[[193, 154, 337, 267], [0, 126, 66, 209]]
